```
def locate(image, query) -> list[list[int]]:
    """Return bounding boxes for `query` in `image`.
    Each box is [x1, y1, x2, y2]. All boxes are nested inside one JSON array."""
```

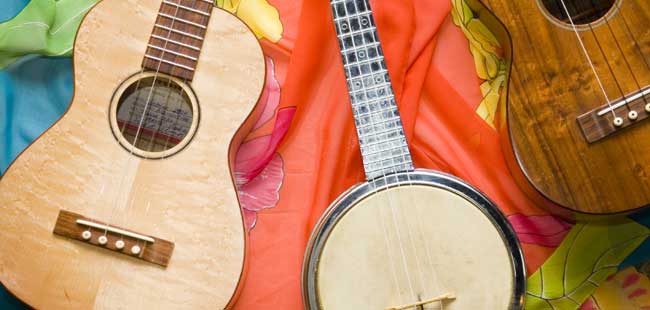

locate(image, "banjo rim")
[[302, 169, 526, 309]]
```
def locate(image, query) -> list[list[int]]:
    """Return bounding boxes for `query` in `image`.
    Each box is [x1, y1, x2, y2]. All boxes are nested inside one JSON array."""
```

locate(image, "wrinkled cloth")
[[2, 1, 650, 309]]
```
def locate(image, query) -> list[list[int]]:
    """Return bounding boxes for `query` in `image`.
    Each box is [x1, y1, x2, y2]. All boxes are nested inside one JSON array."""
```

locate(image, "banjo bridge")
[[385, 292, 456, 310], [52, 210, 174, 267]]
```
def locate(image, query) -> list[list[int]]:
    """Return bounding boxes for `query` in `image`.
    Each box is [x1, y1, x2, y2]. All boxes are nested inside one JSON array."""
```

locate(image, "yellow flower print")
[[216, 0, 283, 43], [451, 0, 506, 129]]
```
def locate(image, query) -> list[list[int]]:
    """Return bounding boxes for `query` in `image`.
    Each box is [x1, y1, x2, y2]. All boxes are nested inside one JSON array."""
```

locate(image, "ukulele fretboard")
[[142, 0, 214, 81], [330, 0, 414, 180]]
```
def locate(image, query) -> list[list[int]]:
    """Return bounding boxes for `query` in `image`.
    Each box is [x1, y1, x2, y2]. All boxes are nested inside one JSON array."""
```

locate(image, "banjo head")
[[303, 170, 525, 310]]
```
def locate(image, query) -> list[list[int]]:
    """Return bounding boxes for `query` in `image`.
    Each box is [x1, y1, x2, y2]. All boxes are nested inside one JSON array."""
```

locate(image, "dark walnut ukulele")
[[469, 0, 650, 215]]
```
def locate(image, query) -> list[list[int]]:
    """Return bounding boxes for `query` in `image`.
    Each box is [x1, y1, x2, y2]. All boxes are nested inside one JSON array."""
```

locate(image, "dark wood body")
[[468, 0, 650, 215]]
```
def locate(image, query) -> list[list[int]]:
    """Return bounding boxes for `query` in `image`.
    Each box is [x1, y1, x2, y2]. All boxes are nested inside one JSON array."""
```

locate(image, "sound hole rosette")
[[302, 169, 526, 309], [535, 0, 622, 31], [109, 72, 200, 159]]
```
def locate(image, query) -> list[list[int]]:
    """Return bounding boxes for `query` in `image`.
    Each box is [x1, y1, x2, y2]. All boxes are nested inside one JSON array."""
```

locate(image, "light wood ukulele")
[[0, 0, 264, 308], [469, 0, 650, 215]]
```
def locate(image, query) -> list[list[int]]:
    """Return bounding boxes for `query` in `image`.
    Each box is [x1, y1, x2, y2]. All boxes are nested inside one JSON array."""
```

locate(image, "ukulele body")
[[475, 0, 650, 215], [303, 170, 526, 310], [0, 0, 265, 309]]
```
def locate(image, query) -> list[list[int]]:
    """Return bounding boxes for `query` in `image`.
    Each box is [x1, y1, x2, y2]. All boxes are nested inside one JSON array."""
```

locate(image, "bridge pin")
[[115, 240, 125, 250], [613, 117, 624, 127], [131, 245, 141, 255], [629, 110, 639, 120], [646, 103, 650, 113], [81, 230, 92, 240], [98, 235, 108, 245]]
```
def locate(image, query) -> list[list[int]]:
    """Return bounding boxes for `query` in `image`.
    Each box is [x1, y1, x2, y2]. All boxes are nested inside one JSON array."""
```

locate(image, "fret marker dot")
[[341, 23, 348, 31], [115, 240, 125, 250], [629, 110, 638, 120], [361, 18, 369, 26], [81, 231, 92, 240], [131, 245, 142, 255], [359, 51, 366, 58], [645, 103, 650, 113], [613, 117, 624, 127], [98, 235, 108, 245]]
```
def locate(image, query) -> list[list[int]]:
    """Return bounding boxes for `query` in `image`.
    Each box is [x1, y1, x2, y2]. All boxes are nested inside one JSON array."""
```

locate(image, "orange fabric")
[[233, 1, 555, 308]]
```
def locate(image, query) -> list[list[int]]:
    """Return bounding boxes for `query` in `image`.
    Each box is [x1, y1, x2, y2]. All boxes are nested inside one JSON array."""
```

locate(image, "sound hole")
[[540, 0, 617, 25], [113, 75, 197, 158]]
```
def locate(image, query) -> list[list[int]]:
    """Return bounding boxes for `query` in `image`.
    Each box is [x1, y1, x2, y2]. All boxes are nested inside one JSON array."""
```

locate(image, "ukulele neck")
[[142, 0, 215, 81], [330, 0, 414, 180]]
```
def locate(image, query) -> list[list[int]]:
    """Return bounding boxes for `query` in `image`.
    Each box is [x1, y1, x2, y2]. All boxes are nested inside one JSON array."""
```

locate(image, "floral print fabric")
[[1, 1, 650, 309]]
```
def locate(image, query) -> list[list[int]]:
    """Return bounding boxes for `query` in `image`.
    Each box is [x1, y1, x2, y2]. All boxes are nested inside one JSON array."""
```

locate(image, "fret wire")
[[154, 24, 204, 40], [144, 55, 195, 71], [162, 0, 211, 16], [362, 130, 404, 147], [360, 126, 403, 141], [158, 13, 208, 29], [355, 116, 401, 128], [151, 34, 201, 51], [337, 28, 378, 43], [352, 94, 394, 106], [347, 69, 388, 84], [361, 135, 407, 150], [364, 152, 410, 166], [353, 92, 395, 101], [339, 25, 377, 37], [344, 56, 383, 68], [362, 140, 407, 154], [354, 111, 399, 124], [363, 145, 408, 158], [366, 163, 411, 174], [356, 116, 401, 130], [147, 44, 198, 61], [350, 84, 390, 98], [340, 42, 380, 54], [334, 11, 372, 22], [359, 121, 401, 137]]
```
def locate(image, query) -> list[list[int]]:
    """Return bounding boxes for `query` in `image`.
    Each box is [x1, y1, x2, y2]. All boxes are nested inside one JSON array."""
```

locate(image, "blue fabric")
[[1, 56, 73, 175], [0, 0, 29, 21], [1, 2, 69, 309]]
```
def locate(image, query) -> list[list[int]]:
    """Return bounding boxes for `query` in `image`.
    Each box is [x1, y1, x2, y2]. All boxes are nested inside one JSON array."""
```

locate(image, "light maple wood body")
[[472, 0, 650, 215], [0, 0, 265, 309]]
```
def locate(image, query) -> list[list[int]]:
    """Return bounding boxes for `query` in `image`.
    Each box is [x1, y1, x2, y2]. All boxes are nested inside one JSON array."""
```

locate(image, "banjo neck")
[[330, 0, 414, 180]]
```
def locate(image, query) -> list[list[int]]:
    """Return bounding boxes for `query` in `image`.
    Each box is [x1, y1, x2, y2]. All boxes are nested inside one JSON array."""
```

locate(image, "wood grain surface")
[[471, 0, 650, 215], [52, 210, 175, 267], [0, 0, 265, 308]]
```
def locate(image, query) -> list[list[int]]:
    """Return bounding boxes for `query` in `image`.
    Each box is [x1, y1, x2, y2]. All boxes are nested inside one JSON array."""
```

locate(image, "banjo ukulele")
[[0, 0, 264, 308], [302, 1, 526, 309]]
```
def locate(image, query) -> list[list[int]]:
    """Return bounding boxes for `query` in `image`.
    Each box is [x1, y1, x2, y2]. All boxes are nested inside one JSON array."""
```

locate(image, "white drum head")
[[304, 171, 525, 310]]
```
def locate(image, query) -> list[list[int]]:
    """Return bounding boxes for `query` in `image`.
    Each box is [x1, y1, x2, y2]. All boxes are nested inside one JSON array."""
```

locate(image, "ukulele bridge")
[[52, 210, 174, 267], [577, 87, 650, 143]]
